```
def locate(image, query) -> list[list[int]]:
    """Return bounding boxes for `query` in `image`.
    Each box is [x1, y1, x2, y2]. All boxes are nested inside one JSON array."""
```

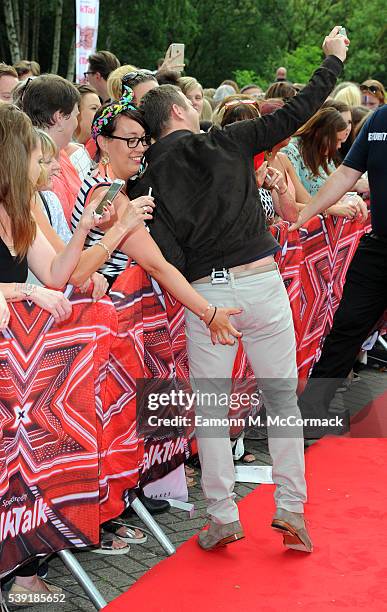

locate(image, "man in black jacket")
[[130, 27, 348, 553]]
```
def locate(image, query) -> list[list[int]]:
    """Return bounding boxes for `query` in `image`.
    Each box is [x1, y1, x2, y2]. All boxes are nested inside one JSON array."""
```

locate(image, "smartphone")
[[94, 179, 125, 215], [166, 43, 185, 69]]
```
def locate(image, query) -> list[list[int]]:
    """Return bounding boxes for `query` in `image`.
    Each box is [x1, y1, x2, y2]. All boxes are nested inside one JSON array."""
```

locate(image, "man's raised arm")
[[226, 26, 349, 156]]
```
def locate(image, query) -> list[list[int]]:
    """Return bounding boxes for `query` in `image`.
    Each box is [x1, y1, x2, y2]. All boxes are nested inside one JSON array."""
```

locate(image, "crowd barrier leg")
[[128, 492, 176, 556], [57, 549, 107, 610]]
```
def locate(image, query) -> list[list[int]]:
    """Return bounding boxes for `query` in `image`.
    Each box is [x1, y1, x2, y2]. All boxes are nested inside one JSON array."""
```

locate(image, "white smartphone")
[[95, 179, 125, 215], [166, 43, 185, 68]]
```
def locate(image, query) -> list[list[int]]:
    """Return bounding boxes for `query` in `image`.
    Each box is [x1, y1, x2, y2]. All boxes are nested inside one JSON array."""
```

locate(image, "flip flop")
[[104, 521, 147, 544], [91, 531, 131, 555]]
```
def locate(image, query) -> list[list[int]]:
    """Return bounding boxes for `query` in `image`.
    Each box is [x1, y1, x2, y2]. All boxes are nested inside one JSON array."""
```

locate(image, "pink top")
[[51, 150, 82, 226]]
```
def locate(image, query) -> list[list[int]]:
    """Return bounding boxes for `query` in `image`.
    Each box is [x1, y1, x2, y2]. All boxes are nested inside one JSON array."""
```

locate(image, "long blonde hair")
[[0, 104, 37, 257], [35, 129, 57, 190], [107, 64, 137, 100]]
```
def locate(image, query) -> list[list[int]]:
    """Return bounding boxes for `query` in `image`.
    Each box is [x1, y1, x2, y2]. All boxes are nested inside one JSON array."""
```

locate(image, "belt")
[[192, 262, 277, 284]]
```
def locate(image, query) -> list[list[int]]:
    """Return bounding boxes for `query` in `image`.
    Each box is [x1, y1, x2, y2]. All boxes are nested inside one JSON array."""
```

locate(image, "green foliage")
[[233, 69, 266, 91], [283, 45, 323, 84]]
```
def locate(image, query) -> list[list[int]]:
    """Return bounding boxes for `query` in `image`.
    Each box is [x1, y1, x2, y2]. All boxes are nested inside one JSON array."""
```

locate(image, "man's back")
[[131, 55, 343, 280]]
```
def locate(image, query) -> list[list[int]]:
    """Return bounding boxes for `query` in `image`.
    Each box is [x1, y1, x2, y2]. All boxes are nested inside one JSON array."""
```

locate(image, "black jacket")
[[130, 56, 342, 282]]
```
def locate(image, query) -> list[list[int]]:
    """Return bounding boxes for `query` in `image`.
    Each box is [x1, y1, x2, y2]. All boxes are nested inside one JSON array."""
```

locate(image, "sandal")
[[91, 530, 131, 555], [103, 521, 147, 544]]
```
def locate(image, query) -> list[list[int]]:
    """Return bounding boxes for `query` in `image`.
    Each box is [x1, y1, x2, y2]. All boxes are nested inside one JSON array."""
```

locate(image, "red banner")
[[0, 292, 113, 577]]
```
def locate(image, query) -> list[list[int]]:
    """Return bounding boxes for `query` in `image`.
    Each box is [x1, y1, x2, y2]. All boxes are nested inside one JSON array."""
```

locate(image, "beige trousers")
[[185, 266, 306, 524]]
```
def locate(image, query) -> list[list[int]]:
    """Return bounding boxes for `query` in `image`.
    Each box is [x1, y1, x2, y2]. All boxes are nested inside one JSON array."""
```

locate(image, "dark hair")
[[351, 105, 371, 131], [296, 107, 347, 176], [13, 60, 40, 78], [20, 74, 80, 128], [140, 85, 187, 139], [87, 50, 120, 80], [265, 82, 297, 100], [155, 70, 181, 87], [93, 103, 148, 159], [220, 97, 260, 127]]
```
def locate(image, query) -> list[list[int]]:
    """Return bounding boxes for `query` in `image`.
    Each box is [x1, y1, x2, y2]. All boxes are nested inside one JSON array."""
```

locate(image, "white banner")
[[75, 0, 100, 83]]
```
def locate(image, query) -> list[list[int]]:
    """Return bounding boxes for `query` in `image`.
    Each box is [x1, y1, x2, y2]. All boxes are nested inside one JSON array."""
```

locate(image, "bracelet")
[[206, 306, 217, 327], [199, 303, 214, 321], [95, 241, 111, 261], [278, 185, 288, 195], [12, 283, 37, 301]]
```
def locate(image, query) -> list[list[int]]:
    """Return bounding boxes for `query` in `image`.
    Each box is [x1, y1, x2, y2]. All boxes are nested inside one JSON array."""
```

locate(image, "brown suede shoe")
[[271, 508, 313, 553], [198, 520, 245, 550]]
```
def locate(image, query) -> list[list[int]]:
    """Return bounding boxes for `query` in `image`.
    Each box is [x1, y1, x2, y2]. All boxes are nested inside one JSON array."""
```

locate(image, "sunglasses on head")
[[122, 70, 154, 85], [360, 84, 381, 95], [224, 99, 258, 109]]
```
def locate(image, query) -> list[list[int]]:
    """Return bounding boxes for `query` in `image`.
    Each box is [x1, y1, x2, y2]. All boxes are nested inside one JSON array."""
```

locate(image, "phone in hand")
[[94, 179, 125, 215], [165, 43, 185, 69]]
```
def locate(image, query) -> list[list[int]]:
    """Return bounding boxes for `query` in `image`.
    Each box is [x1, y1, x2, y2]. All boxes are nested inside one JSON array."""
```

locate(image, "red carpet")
[[105, 434, 387, 612]]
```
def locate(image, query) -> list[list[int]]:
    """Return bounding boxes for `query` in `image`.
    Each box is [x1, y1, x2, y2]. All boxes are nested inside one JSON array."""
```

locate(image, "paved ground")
[[7, 365, 386, 611]]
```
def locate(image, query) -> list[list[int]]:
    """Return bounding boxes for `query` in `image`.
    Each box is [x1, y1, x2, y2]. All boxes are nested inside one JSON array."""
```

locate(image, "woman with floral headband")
[[70, 88, 243, 552]]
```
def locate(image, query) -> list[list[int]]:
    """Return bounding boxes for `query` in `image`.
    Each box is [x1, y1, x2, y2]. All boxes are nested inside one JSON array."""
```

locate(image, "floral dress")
[[282, 137, 336, 196]]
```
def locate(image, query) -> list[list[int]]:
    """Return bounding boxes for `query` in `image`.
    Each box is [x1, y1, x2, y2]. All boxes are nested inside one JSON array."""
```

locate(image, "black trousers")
[[299, 233, 387, 429]]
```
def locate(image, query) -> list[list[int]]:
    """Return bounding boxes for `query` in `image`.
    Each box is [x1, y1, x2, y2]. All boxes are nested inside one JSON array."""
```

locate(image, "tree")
[[51, 0, 63, 74], [2, 0, 21, 62]]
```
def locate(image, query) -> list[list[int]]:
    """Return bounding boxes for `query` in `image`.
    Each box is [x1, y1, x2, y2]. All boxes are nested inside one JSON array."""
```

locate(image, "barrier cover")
[[0, 215, 375, 576], [0, 291, 113, 577]]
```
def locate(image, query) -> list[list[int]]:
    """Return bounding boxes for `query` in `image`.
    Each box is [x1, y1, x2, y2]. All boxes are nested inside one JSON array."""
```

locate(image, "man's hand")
[[323, 26, 350, 63], [206, 307, 243, 346]]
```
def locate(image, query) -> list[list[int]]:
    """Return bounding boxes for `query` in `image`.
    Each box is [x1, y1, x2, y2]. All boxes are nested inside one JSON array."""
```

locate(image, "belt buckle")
[[211, 268, 229, 284]]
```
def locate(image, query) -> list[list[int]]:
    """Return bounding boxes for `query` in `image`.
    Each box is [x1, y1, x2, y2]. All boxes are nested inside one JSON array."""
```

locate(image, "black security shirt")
[[343, 104, 387, 236]]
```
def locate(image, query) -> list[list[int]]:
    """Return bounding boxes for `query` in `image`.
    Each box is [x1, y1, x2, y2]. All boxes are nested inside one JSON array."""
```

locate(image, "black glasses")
[[84, 71, 96, 79], [360, 84, 381, 95], [109, 135, 151, 148]]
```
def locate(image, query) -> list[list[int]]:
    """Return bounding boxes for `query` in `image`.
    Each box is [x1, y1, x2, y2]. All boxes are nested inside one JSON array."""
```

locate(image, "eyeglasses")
[[108, 134, 151, 148], [360, 84, 381, 95], [84, 71, 96, 79]]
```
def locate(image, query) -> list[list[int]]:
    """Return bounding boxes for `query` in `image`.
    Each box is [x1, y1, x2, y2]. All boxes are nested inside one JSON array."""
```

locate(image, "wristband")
[[199, 303, 214, 321], [95, 241, 112, 261], [206, 306, 217, 327]]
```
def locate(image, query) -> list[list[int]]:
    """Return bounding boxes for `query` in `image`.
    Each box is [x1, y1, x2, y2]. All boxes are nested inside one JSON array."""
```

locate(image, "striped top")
[[71, 173, 129, 278]]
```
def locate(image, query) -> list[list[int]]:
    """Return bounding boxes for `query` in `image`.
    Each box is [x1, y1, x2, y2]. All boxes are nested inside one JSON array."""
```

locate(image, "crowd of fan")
[[0, 44, 384, 596]]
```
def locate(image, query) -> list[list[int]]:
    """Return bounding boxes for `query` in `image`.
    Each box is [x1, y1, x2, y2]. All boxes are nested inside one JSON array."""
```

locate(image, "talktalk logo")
[[142, 437, 186, 471], [0, 498, 49, 541]]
